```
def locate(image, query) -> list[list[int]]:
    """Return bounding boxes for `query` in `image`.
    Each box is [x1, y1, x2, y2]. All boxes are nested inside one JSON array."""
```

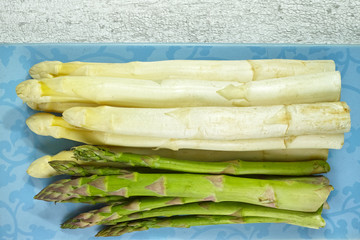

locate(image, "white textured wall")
[[0, 0, 359, 43]]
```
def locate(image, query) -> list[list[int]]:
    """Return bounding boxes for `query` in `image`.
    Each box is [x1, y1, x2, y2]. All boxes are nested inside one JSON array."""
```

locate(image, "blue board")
[[0, 44, 359, 240]]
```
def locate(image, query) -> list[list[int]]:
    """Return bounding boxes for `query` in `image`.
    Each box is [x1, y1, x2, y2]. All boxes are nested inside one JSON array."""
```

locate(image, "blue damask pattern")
[[0, 44, 359, 240]]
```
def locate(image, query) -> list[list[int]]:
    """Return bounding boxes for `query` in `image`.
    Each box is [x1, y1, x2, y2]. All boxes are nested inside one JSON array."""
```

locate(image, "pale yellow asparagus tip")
[[26, 112, 76, 137], [26, 112, 55, 136], [29, 61, 62, 79], [26, 113, 111, 145], [27, 155, 55, 178], [16, 79, 83, 104], [27, 151, 75, 178], [16, 80, 43, 103]]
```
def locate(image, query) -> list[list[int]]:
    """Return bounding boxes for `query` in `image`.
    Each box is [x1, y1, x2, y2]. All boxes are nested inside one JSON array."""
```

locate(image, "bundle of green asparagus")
[[35, 163, 332, 235], [16, 59, 351, 237]]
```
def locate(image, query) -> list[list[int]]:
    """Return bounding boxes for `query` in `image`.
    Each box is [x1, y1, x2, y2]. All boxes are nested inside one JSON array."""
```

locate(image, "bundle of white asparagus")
[[17, 60, 350, 154], [16, 59, 352, 236]]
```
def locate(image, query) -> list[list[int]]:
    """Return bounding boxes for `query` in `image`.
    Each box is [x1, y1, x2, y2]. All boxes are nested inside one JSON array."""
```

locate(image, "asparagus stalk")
[[16, 72, 341, 108], [71, 145, 330, 176], [62, 196, 205, 228], [29, 60, 335, 81], [34, 172, 333, 212], [97, 202, 325, 228], [63, 102, 350, 141], [49, 159, 332, 181], [96, 215, 321, 237]]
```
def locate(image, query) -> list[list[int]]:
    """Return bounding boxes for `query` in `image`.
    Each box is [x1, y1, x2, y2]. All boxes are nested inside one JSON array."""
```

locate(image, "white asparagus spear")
[[27, 147, 328, 178], [26, 113, 344, 151], [62, 102, 350, 141], [29, 59, 335, 81], [16, 71, 341, 108]]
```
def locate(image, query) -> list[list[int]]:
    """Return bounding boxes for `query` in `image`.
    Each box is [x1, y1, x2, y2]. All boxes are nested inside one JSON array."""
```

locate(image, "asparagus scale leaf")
[[62, 196, 204, 228]]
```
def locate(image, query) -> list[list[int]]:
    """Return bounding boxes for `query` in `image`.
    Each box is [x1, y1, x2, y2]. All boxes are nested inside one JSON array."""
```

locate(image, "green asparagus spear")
[[73, 145, 330, 176], [63, 201, 325, 229], [62, 196, 204, 228], [101, 201, 324, 228], [49, 158, 332, 183], [34, 172, 332, 212], [50, 158, 330, 176], [95, 215, 311, 237]]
